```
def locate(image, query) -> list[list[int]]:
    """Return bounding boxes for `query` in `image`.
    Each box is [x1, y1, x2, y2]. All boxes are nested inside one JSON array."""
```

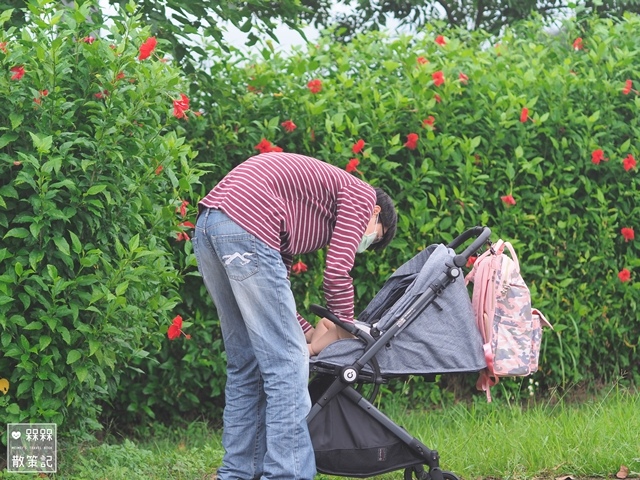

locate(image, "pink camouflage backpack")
[[465, 240, 552, 401]]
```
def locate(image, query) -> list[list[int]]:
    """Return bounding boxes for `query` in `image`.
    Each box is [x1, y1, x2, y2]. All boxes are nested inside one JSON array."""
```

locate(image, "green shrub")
[[166, 14, 639, 407], [0, 0, 202, 436]]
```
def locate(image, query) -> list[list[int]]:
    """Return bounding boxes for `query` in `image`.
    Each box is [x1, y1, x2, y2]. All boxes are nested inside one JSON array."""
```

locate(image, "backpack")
[[465, 240, 552, 402]]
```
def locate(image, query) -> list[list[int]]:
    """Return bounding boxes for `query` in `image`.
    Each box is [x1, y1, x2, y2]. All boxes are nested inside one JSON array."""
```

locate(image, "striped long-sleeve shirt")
[[198, 152, 376, 332]]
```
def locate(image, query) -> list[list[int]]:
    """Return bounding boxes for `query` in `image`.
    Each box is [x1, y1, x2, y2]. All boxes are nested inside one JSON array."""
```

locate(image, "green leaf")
[[76, 367, 89, 383], [619, 138, 631, 152], [0, 133, 18, 149], [9, 113, 23, 130], [86, 184, 107, 196], [69, 231, 82, 254], [4, 228, 29, 239], [0, 8, 14, 26], [587, 110, 600, 123], [66, 350, 82, 364], [39, 336, 52, 351], [53, 236, 71, 257], [515, 146, 524, 159], [88, 340, 101, 356], [382, 60, 400, 72], [28, 132, 53, 154], [33, 380, 44, 401]]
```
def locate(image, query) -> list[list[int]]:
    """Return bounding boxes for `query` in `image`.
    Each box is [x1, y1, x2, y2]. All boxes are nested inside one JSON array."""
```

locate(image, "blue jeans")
[[193, 208, 316, 480]]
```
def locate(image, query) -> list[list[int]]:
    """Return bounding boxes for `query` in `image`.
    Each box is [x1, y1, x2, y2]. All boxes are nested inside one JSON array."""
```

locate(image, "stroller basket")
[[307, 226, 491, 479]]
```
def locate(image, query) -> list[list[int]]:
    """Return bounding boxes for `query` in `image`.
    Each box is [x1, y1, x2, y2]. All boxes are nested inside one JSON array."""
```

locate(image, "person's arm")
[[323, 183, 376, 324]]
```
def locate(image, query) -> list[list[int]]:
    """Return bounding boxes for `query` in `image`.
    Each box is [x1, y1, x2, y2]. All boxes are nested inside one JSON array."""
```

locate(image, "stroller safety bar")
[[446, 226, 492, 267]]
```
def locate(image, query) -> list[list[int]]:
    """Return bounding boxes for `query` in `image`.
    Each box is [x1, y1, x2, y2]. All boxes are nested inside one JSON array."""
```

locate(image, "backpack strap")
[[532, 308, 553, 330], [476, 369, 498, 402], [503, 241, 521, 272]]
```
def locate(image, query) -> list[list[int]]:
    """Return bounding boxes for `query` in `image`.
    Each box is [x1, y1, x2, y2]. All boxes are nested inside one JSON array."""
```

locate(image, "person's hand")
[[305, 327, 315, 343]]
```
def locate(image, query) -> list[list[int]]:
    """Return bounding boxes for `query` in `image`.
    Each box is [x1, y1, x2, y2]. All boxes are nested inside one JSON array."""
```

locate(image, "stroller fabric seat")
[[310, 244, 487, 376]]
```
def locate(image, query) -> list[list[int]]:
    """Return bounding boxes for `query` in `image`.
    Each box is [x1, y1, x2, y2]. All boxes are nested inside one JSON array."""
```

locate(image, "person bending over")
[[192, 152, 397, 480]]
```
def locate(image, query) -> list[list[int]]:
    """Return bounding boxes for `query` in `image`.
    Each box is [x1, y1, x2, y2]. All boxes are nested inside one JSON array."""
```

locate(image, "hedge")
[[1, 3, 639, 434]]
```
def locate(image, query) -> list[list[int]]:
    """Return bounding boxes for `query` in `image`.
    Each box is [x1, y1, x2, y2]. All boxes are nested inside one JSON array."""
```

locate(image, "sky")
[[221, 3, 406, 53]]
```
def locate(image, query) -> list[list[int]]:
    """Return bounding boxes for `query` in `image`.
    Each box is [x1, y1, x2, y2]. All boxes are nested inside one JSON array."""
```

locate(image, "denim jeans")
[[193, 208, 316, 480]]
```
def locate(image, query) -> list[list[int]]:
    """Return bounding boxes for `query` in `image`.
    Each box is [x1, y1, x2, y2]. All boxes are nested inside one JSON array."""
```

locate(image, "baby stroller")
[[307, 226, 492, 480]]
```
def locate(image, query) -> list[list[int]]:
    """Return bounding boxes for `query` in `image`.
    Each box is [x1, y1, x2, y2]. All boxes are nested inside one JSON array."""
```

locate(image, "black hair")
[[371, 187, 397, 250]]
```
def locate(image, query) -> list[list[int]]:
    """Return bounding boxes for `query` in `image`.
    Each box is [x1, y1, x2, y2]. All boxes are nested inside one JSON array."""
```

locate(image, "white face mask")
[[356, 215, 379, 253], [357, 231, 377, 253]]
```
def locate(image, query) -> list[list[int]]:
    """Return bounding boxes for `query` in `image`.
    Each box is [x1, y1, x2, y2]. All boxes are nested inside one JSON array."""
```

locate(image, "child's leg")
[[308, 320, 353, 356], [308, 318, 332, 356]]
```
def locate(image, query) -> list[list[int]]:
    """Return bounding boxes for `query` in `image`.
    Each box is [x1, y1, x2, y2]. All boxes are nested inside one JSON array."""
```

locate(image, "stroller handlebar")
[[447, 226, 492, 267], [309, 304, 359, 335]]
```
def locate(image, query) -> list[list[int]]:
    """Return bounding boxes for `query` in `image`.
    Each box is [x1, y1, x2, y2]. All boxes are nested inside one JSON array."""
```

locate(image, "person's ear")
[[372, 205, 381, 215]]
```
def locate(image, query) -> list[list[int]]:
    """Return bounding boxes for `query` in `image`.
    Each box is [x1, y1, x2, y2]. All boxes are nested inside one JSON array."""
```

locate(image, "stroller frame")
[[307, 226, 491, 480]]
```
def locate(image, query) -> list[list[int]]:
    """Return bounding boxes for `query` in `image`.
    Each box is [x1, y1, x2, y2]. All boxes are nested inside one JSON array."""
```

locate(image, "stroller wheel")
[[404, 466, 460, 480]]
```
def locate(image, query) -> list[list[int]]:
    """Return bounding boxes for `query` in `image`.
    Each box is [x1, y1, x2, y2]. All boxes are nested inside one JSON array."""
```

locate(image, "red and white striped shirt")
[[199, 152, 376, 332]]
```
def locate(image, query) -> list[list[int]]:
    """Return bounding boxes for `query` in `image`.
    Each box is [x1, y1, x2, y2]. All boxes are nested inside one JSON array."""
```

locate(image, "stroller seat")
[[310, 243, 486, 378]]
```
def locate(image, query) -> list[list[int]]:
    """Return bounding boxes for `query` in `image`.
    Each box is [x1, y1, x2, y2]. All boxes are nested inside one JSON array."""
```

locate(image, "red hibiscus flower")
[[434, 93, 441, 103], [155, 165, 164, 175], [292, 260, 308, 274], [622, 79, 633, 95], [176, 221, 194, 241], [346, 158, 360, 173], [255, 138, 273, 153], [591, 149, 606, 164], [466, 256, 477, 268], [307, 79, 322, 94], [501, 195, 516, 206], [352, 139, 365, 154], [404, 133, 419, 150], [138, 36, 157, 60], [10, 65, 24, 80], [254, 138, 282, 153], [0, 42, 7, 54], [520, 107, 529, 123], [621, 227, 635, 242], [423, 116, 436, 129], [82, 36, 96, 44], [281, 120, 297, 132], [416, 56, 428, 65], [167, 315, 190, 340], [573, 38, 583, 50], [94, 89, 109, 99], [176, 199, 189, 218], [435, 35, 446, 46], [623, 154, 637, 171], [618, 268, 631, 283], [116, 71, 125, 81], [459, 73, 469, 84], [33, 89, 48, 105], [432, 71, 445, 87], [173, 93, 190, 119]]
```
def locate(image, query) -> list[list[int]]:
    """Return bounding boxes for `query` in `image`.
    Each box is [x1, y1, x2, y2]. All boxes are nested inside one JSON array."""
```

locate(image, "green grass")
[[2, 386, 639, 480]]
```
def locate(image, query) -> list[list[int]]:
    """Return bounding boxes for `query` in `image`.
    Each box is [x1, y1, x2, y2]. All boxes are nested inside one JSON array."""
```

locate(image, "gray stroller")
[[307, 227, 491, 480]]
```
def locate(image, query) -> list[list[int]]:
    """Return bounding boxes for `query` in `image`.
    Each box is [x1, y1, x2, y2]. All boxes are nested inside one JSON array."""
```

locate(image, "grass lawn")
[[1, 385, 638, 480]]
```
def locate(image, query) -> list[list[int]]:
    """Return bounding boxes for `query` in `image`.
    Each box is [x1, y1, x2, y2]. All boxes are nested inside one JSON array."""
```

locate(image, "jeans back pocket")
[[214, 233, 259, 281]]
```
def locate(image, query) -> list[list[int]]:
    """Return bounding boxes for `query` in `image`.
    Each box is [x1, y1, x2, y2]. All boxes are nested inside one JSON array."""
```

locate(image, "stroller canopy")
[[311, 244, 486, 376]]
